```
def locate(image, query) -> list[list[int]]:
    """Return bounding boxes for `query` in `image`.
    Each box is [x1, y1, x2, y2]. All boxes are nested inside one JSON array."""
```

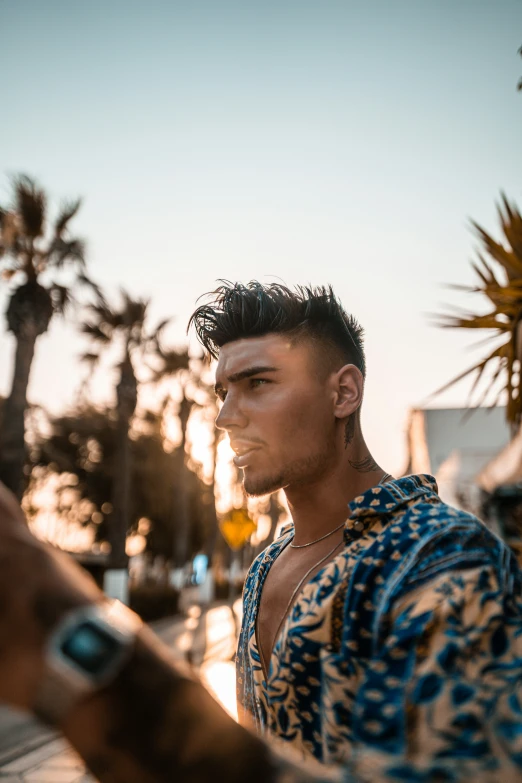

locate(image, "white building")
[[476, 425, 522, 493], [405, 406, 511, 514]]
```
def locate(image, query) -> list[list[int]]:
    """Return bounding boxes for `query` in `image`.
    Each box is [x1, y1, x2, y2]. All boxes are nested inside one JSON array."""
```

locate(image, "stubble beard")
[[242, 448, 333, 497]]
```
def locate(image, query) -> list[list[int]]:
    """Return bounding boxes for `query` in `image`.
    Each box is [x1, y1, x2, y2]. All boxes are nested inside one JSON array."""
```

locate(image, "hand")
[[0, 482, 103, 711]]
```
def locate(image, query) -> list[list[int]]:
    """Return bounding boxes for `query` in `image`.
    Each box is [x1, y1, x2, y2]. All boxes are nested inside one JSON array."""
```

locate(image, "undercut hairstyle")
[[188, 281, 366, 378]]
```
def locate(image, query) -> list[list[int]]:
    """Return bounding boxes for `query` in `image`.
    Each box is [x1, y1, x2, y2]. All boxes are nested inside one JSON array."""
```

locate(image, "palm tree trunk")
[[173, 449, 191, 569], [205, 426, 220, 564], [173, 392, 192, 569], [109, 356, 137, 569], [0, 330, 37, 499]]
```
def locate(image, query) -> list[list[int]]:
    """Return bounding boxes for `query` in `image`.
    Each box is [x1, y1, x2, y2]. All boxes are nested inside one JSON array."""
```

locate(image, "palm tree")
[[435, 195, 522, 433], [81, 292, 189, 570], [172, 384, 192, 571], [175, 365, 222, 568], [0, 175, 88, 498]]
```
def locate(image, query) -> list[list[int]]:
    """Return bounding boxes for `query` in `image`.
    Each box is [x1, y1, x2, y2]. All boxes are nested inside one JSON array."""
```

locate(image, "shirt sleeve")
[[341, 561, 522, 782]]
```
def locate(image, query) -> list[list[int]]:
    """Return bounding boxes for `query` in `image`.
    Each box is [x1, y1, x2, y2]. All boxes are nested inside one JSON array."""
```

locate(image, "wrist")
[[33, 598, 143, 727], [63, 628, 279, 783], [0, 541, 105, 713]]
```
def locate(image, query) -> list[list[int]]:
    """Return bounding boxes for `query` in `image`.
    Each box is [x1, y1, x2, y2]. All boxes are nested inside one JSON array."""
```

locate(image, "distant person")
[[0, 282, 521, 782]]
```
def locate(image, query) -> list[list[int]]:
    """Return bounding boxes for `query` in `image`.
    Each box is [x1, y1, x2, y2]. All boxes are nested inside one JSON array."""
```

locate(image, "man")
[[190, 281, 522, 776], [0, 281, 521, 782]]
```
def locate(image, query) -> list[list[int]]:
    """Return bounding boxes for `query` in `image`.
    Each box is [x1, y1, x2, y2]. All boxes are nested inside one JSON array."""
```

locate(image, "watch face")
[[60, 621, 122, 677]]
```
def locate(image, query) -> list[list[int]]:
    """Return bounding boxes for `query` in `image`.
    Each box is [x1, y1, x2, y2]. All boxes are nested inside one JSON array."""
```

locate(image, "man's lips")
[[233, 449, 260, 468], [231, 442, 262, 467]]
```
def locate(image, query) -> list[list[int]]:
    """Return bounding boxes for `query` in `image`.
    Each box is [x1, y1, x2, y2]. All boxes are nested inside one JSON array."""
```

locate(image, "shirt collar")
[[276, 474, 438, 541], [348, 473, 438, 518]]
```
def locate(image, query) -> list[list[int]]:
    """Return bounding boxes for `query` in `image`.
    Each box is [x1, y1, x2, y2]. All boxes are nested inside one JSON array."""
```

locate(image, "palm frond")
[[467, 344, 508, 402], [50, 284, 72, 314], [150, 345, 190, 382], [427, 342, 508, 400], [80, 322, 112, 343], [0, 211, 20, 252], [152, 317, 172, 337], [476, 252, 499, 282], [76, 273, 106, 302], [471, 216, 522, 281], [464, 332, 508, 352], [47, 237, 86, 269], [498, 193, 522, 261], [54, 198, 82, 237], [442, 282, 482, 293], [13, 174, 46, 238], [79, 351, 101, 369], [468, 355, 508, 412], [435, 311, 510, 331], [86, 301, 118, 323], [470, 259, 494, 288], [122, 294, 148, 329]]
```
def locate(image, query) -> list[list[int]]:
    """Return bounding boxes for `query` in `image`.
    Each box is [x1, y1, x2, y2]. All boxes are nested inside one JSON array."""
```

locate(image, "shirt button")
[[354, 520, 364, 532]]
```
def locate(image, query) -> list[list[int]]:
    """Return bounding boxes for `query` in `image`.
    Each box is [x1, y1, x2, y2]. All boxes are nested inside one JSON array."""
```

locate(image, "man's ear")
[[332, 364, 364, 420]]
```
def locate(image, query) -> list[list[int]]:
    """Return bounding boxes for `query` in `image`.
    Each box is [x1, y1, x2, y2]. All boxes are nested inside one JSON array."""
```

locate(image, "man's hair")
[[188, 281, 366, 377]]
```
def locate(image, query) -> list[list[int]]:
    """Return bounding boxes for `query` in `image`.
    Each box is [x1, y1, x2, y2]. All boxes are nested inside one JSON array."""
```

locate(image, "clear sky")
[[1, 0, 521, 474]]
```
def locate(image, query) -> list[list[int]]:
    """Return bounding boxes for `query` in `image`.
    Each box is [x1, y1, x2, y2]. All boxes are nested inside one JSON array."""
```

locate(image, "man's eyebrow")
[[214, 365, 279, 394]]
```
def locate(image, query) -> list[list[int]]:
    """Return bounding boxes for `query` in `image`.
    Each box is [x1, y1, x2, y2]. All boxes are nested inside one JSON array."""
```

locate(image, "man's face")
[[214, 333, 338, 496]]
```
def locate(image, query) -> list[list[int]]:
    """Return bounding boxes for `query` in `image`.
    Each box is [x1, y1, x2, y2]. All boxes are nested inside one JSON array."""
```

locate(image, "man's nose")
[[215, 394, 247, 432]]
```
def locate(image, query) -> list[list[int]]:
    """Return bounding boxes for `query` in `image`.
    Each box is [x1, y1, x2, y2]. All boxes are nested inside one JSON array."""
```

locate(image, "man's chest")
[[256, 540, 344, 675]]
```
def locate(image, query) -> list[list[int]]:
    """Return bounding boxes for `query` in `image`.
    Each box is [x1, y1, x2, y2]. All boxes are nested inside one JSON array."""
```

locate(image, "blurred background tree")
[[0, 175, 92, 498], [28, 402, 216, 564], [0, 172, 285, 614], [80, 291, 189, 569]]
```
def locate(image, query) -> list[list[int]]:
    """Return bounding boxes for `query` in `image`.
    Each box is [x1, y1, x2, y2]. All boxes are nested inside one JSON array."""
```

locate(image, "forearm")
[[62, 625, 331, 783], [0, 484, 335, 783]]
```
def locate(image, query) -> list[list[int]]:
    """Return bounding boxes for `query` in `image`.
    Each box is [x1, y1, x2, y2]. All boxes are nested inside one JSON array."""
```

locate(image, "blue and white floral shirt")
[[236, 474, 522, 781]]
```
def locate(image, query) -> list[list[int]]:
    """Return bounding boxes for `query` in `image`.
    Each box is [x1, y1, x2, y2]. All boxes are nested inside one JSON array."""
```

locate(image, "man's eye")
[[250, 378, 269, 389]]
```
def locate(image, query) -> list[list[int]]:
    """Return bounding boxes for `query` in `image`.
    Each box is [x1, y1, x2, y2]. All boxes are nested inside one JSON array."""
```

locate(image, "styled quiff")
[[188, 281, 366, 378]]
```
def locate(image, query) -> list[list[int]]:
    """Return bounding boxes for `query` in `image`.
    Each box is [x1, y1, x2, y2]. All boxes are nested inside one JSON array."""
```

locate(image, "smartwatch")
[[34, 599, 143, 726]]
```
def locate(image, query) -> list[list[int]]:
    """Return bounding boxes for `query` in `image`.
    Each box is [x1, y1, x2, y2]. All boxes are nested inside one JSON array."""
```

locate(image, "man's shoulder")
[[364, 497, 518, 600], [386, 495, 494, 548]]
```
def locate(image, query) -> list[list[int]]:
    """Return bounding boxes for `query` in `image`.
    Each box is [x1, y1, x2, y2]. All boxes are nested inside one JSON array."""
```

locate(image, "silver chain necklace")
[[259, 537, 344, 679], [290, 520, 345, 549], [289, 471, 393, 549]]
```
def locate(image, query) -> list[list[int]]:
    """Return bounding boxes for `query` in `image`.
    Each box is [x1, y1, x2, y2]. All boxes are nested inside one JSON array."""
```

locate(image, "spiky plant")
[[81, 291, 189, 567], [435, 195, 522, 433], [0, 175, 89, 498]]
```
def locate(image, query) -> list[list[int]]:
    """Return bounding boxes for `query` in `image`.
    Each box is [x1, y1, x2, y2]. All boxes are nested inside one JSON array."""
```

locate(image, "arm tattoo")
[[349, 454, 380, 473]]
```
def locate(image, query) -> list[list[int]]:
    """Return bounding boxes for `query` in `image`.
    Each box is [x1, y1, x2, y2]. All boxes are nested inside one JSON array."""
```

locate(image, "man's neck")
[[283, 444, 385, 547]]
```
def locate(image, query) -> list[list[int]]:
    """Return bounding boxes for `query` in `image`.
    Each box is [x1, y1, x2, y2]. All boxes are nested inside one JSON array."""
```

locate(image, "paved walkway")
[[0, 601, 239, 782]]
